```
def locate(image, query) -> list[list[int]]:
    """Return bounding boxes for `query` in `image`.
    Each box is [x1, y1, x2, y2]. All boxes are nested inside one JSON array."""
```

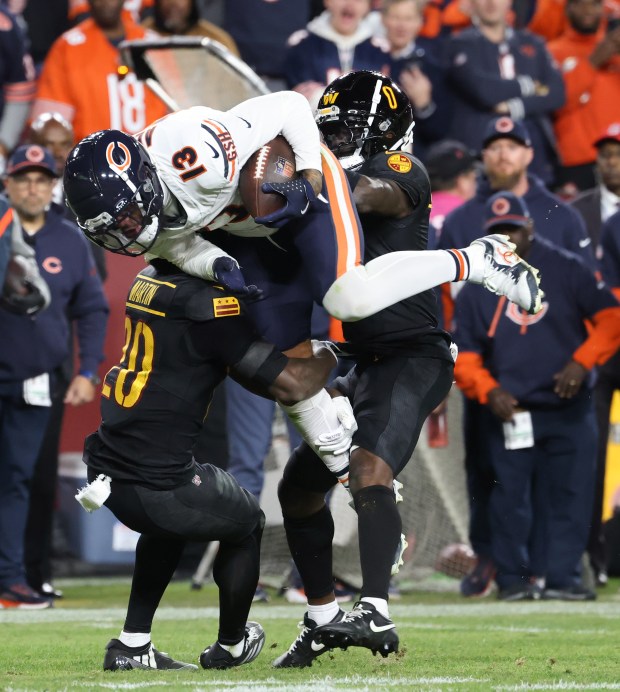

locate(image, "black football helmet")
[[316, 70, 415, 170], [63, 130, 164, 256]]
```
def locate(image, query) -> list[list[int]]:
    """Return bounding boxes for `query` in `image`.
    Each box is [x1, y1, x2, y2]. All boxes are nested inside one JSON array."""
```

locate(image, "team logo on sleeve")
[[387, 153, 412, 173], [213, 296, 240, 317]]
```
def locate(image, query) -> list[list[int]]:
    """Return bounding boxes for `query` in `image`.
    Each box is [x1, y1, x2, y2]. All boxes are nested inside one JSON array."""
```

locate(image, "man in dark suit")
[[572, 124, 620, 250], [571, 123, 620, 587]]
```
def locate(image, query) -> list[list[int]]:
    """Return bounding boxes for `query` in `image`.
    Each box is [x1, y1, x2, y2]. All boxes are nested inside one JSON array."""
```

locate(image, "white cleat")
[[469, 234, 543, 315]]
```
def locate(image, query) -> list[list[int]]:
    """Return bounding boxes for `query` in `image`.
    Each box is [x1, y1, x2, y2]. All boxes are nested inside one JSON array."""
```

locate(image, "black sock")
[[283, 505, 334, 600], [214, 520, 263, 645], [353, 485, 401, 600], [124, 534, 184, 632]]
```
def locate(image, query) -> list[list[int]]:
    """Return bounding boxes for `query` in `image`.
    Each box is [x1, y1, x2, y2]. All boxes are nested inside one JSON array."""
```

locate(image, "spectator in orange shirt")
[[548, 0, 620, 191], [31, 0, 169, 144], [528, 0, 620, 41]]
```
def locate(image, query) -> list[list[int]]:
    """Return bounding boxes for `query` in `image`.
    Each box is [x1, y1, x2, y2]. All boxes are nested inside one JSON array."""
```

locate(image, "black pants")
[[87, 462, 264, 643]]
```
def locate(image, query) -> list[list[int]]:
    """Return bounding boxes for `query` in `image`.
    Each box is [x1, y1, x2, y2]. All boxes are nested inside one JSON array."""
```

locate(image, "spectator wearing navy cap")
[[438, 118, 596, 598], [440, 117, 595, 269], [0, 144, 108, 609], [453, 190, 620, 601]]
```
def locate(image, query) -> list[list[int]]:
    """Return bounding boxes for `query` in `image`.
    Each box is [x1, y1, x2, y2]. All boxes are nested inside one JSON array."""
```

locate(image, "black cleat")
[[542, 585, 596, 601], [103, 639, 198, 671], [313, 601, 399, 657], [273, 609, 344, 668], [200, 621, 265, 669]]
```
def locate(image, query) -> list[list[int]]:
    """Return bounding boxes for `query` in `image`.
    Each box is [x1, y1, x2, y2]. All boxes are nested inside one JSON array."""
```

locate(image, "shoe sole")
[[0, 600, 52, 609], [315, 629, 399, 658], [104, 654, 198, 671]]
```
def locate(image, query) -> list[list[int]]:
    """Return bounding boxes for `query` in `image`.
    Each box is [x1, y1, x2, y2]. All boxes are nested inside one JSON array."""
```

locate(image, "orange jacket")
[[32, 11, 168, 143], [548, 27, 620, 166]]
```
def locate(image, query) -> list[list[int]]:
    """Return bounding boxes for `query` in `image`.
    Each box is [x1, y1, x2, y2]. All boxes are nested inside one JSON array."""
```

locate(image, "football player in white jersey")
[[64, 90, 543, 335]]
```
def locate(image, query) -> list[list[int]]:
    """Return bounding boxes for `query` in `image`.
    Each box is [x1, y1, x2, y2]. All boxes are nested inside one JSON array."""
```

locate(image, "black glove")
[[255, 177, 320, 229], [212, 256, 262, 301]]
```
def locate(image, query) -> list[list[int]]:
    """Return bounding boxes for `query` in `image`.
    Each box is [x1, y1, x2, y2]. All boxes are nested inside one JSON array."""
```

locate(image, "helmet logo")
[[382, 86, 398, 110], [105, 141, 132, 173], [387, 153, 412, 173], [322, 91, 338, 106], [491, 197, 511, 215]]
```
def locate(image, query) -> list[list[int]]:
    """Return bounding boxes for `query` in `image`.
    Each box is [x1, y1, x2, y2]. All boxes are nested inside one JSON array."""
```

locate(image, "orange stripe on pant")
[[0, 208, 13, 239], [320, 144, 363, 280]]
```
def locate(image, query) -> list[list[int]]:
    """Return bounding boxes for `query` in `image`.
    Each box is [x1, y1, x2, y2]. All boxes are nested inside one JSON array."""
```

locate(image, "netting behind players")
[[258, 388, 471, 590]]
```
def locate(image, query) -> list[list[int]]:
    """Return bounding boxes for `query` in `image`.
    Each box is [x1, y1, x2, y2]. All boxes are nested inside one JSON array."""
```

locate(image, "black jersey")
[[343, 151, 452, 359], [85, 260, 287, 489]]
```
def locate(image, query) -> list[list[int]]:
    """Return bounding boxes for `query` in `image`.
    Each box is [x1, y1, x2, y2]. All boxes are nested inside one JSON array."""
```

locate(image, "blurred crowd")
[[0, 0, 619, 607]]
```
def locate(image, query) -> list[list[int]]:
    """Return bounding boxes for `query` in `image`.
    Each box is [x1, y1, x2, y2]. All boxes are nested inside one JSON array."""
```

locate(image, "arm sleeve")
[[454, 351, 500, 403], [517, 42, 566, 115], [573, 306, 620, 369], [567, 255, 620, 368], [453, 286, 499, 403], [146, 232, 233, 282], [548, 43, 600, 113]]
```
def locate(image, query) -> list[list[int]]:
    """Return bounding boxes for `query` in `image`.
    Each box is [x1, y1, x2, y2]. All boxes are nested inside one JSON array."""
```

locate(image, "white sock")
[[219, 638, 245, 658], [361, 596, 390, 619], [119, 631, 150, 648], [307, 600, 341, 625], [323, 250, 469, 321]]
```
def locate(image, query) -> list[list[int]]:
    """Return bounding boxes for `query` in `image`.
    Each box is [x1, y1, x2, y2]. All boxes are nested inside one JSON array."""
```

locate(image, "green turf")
[[2, 578, 620, 690]]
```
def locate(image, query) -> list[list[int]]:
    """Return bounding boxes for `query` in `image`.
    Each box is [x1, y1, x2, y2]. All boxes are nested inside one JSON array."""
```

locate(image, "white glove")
[[280, 392, 358, 478], [314, 395, 357, 477]]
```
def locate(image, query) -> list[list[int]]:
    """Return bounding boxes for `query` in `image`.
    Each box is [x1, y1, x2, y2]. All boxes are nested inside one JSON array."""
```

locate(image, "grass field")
[[3, 577, 620, 691]]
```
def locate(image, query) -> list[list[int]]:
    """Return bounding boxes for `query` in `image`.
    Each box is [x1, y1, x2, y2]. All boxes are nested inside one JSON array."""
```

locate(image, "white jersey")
[[139, 91, 322, 280]]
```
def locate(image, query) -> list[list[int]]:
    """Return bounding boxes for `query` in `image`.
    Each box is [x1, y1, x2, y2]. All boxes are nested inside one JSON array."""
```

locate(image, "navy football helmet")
[[63, 130, 164, 256], [316, 71, 415, 170]]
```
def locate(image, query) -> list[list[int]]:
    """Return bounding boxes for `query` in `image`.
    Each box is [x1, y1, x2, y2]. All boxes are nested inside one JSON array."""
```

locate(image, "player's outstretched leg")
[[273, 609, 345, 668], [313, 601, 399, 657], [322, 236, 542, 321], [467, 234, 543, 315], [200, 621, 265, 669], [103, 639, 198, 671]]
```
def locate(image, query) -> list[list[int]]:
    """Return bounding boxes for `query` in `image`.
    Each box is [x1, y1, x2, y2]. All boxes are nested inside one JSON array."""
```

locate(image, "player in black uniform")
[[78, 258, 342, 672], [273, 71, 456, 667]]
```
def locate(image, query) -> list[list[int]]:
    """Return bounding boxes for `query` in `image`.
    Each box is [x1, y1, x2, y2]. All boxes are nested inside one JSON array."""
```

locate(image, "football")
[[434, 543, 477, 579], [239, 135, 298, 219]]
